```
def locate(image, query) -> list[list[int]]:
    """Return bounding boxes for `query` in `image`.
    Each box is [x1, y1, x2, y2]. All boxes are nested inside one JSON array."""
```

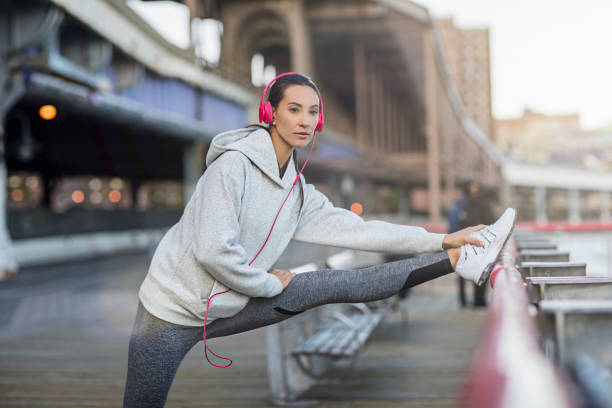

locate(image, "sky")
[[415, 0, 612, 130], [129, 0, 612, 130]]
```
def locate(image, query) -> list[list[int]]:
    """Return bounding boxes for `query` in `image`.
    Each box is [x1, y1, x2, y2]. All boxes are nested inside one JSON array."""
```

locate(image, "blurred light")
[[192, 18, 222, 66], [89, 177, 103, 191], [109, 190, 121, 203], [90, 191, 103, 204], [350, 202, 363, 215], [25, 176, 38, 189], [262, 65, 277, 85], [110, 178, 123, 190], [8, 176, 21, 188], [72, 190, 85, 204], [128, 0, 190, 49], [39, 105, 57, 120], [11, 189, 23, 202], [251, 53, 264, 86]]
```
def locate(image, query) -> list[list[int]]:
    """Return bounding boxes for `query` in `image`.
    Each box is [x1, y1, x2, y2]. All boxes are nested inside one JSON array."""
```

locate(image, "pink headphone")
[[258, 72, 324, 132]]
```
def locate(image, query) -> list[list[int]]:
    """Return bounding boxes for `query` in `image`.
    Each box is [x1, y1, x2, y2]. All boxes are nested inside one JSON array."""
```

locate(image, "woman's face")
[[272, 85, 320, 149]]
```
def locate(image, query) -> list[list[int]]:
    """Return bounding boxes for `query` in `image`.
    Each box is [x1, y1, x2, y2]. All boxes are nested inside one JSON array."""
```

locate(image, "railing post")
[[568, 188, 580, 224], [600, 190, 611, 222], [535, 186, 548, 224]]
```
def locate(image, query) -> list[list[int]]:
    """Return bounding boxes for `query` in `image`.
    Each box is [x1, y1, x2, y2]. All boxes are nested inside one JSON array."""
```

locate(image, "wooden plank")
[[0, 254, 486, 407]]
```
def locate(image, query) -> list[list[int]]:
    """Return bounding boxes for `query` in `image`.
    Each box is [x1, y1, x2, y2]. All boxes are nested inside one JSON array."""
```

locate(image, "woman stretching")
[[123, 72, 516, 407]]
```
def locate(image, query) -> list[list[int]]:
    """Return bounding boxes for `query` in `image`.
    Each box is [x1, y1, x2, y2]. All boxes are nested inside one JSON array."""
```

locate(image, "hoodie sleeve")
[[190, 153, 283, 298], [292, 182, 446, 254]]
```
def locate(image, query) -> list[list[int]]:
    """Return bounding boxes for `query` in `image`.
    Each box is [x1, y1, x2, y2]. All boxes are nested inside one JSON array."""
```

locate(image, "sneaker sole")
[[475, 213, 516, 286]]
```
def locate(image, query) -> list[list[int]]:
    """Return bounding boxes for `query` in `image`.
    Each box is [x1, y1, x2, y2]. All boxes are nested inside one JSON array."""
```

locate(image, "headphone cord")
[[202, 130, 318, 368]]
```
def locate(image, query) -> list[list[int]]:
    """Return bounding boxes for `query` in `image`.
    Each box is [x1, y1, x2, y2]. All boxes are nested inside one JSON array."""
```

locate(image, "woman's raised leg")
[[206, 251, 453, 339]]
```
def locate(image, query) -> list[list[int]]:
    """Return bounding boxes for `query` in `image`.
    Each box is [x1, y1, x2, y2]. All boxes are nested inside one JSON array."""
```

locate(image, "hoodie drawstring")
[[202, 130, 319, 368]]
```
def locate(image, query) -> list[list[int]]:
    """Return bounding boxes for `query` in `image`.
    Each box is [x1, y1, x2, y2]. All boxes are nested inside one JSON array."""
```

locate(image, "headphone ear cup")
[[315, 111, 324, 132], [259, 102, 274, 124]]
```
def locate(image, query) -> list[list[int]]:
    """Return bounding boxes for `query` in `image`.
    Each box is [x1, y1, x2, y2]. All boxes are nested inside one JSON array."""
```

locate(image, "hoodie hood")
[[206, 127, 292, 187]]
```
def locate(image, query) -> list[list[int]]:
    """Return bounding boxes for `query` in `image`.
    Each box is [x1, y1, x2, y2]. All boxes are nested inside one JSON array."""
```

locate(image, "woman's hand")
[[442, 225, 487, 249], [268, 269, 296, 289]]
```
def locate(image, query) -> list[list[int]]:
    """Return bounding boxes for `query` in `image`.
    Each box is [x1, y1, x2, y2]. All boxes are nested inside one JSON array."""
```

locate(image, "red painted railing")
[[418, 220, 612, 234], [459, 236, 577, 408], [516, 220, 612, 232]]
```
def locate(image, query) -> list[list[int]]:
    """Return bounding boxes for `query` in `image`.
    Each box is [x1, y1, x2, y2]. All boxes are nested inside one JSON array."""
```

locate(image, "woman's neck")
[[269, 126, 293, 169]]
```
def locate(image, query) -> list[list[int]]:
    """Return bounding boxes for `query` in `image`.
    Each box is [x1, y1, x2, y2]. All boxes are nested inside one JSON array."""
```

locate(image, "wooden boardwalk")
[[0, 253, 487, 407]]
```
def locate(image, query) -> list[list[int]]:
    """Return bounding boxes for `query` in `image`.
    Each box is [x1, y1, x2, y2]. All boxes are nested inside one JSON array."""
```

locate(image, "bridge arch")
[[219, 1, 313, 78], [235, 10, 292, 77]]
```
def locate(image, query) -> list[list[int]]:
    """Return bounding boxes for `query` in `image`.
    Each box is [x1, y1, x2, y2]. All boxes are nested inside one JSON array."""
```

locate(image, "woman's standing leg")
[[206, 251, 453, 339], [123, 302, 202, 408]]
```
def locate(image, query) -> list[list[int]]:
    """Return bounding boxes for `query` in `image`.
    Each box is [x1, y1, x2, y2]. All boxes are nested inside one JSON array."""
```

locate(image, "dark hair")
[[267, 73, 320, 112], [248, 74, 321, 213], [461, 179, 477, 196]]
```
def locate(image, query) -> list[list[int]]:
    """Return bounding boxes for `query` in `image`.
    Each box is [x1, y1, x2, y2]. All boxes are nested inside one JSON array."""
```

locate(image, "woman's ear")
[[272, 108, 276, 126]]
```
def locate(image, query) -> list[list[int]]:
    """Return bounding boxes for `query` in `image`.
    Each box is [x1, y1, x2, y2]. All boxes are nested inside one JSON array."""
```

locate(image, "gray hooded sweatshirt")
[[138, 127, 446, 326]]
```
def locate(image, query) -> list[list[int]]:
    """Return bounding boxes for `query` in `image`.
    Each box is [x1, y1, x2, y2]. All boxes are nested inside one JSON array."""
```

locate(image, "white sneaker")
[[455, 208, 517, 286]]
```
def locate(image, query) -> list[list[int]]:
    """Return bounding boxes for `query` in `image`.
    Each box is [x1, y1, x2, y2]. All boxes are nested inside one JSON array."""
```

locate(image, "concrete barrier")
[[519, 262, 586, 278], [519, 249, 570, 263], [516, 241, 558, 251]]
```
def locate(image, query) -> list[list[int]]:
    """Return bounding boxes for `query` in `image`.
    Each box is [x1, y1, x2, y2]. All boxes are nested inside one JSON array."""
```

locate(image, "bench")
[[291, 302, 385, 361], [266, 249, 391, 405]]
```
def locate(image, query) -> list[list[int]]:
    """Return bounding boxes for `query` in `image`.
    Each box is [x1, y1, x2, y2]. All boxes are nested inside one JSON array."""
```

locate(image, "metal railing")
[[460, 235, 576, 408]]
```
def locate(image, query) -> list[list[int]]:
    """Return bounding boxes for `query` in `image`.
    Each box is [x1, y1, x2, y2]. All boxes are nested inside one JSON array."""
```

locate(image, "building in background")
[[496, 107, 612, 170], [495, 108, 581, 164], [435, 18, 494, 140], [558, 125, 612, 171]]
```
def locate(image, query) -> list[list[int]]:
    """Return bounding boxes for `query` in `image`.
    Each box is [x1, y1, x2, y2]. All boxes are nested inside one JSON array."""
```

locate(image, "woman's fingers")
[[467, 236, 485, 247], [443, 224, 488, 249], [466, 225, 487, 246], [268, 269, 296, 289]]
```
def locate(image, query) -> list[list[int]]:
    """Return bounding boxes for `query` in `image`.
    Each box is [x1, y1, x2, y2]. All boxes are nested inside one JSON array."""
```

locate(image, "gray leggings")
[[123, 252, 452, 407]]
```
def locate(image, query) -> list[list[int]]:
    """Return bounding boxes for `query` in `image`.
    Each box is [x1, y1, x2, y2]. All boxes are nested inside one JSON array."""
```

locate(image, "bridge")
[[0, 0, 505, 271], [0, 0, 607, 272]]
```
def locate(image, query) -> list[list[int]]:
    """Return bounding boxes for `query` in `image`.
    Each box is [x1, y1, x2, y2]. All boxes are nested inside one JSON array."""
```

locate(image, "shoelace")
[[468, 227, 497, 256]]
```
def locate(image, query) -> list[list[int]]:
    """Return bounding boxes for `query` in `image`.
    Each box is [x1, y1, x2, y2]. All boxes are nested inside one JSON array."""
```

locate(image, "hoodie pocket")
[[203, 280, 249, 319], [204, 279, 222, 301]]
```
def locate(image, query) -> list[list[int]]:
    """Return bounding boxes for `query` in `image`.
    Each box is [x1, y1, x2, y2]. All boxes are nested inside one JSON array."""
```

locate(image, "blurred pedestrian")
[[450, 180, 496, 307]]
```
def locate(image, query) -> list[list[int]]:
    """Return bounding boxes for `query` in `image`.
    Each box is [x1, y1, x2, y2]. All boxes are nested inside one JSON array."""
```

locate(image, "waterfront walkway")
[[0, 252, 486, 407]]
